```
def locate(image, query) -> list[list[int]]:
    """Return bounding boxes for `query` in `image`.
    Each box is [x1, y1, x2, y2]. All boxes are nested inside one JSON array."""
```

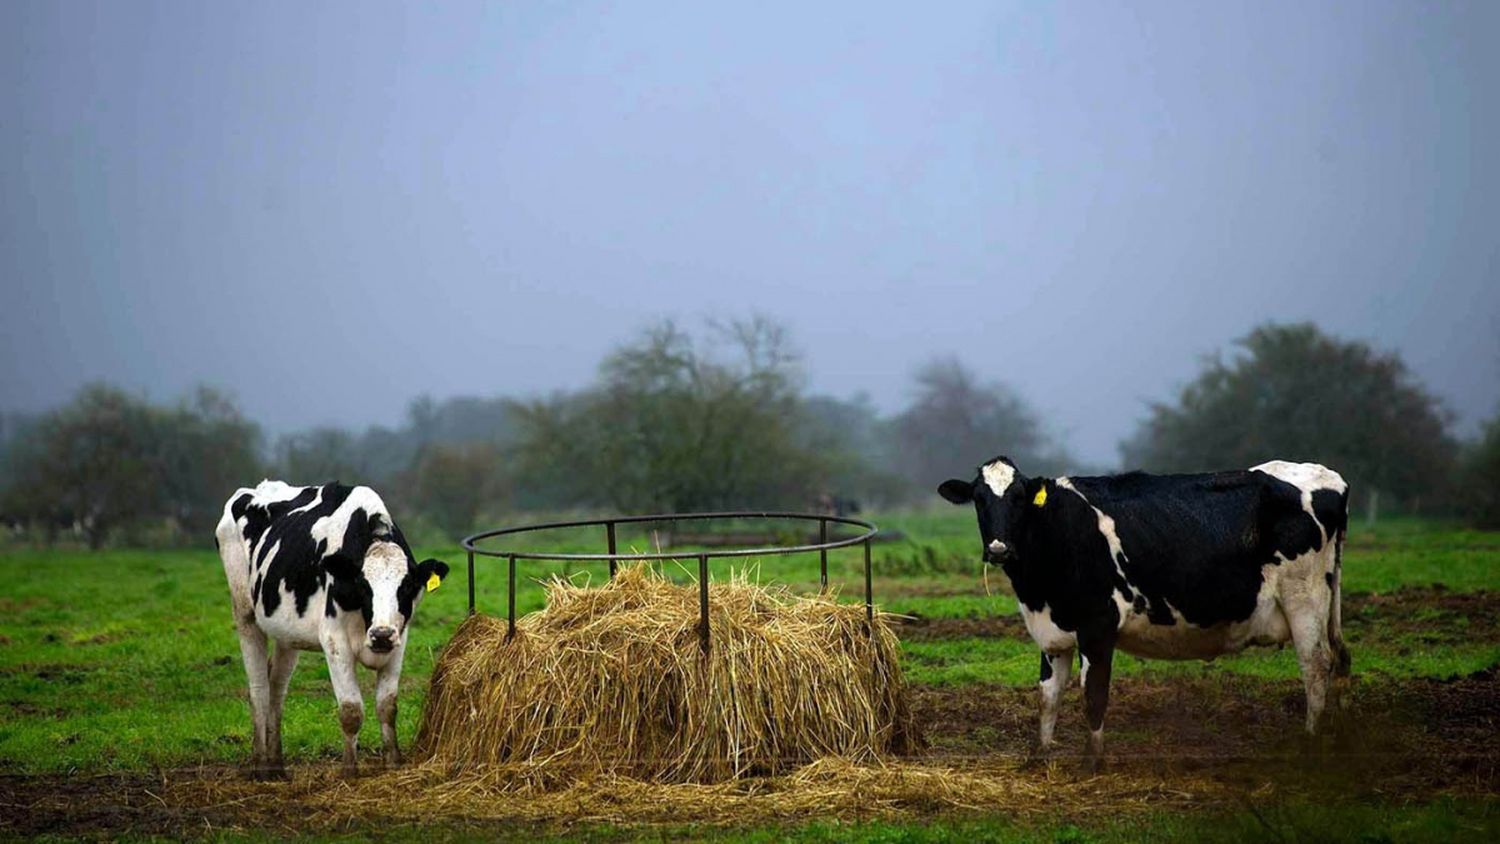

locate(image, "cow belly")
[[256, 601, 324, 649], [1117, 570, 1291, 660]]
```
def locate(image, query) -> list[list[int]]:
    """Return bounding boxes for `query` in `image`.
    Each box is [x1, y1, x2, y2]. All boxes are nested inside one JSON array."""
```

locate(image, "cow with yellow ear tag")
[[215, 481, 450, 779]]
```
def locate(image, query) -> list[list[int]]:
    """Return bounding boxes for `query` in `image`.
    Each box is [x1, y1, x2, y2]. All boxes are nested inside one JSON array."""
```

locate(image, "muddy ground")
[[3, 588, 1496, 839]]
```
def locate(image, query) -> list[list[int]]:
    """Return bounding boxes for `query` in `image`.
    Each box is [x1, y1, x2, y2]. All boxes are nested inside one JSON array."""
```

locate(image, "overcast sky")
[[3, 0, 1497, 466]]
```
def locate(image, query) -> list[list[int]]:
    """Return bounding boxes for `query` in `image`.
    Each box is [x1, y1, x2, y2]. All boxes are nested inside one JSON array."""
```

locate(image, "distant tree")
[[0, 384, 162, 547], [513, 317, 831, 513], [154, 387, 263, 535], [1120, 323, 1458, 513], [272, 427, 369, 485], [403, 442, 509, 538], [796, 394, 908, 506], [1457, 411, 1500, 529], [891, 357, 1062, 488]]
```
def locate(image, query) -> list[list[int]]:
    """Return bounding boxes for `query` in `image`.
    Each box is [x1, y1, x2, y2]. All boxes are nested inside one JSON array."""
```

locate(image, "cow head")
[[323, 543, 450, 654], [938, 455, 1034, 566]]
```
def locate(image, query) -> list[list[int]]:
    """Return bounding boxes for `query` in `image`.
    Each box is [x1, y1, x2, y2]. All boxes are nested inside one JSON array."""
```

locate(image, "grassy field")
[[1, 512, 1496, 840]]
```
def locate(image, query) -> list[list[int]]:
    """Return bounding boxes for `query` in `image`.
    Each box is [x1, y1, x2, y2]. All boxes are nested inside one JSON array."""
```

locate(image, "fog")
[[3, 0, 1496, 465]]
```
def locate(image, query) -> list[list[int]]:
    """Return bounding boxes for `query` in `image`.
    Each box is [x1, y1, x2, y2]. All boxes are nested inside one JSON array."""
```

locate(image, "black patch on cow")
[[395, 558, 450, 622], [229, 492, 253, 523], [1311, 488, 1347, 538], [945, 463, 1349, 642], [1039, 651, 1053, 682]]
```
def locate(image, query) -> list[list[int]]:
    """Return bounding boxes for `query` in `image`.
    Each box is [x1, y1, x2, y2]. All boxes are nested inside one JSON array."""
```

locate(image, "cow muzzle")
[[984, 540, 1016, 565], [368, 625, 397, 653]]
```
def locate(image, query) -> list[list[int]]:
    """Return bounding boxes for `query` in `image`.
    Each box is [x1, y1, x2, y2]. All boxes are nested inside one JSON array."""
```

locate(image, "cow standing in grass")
[[215, 481, 449, 778], [939, 457, 1350, 770]]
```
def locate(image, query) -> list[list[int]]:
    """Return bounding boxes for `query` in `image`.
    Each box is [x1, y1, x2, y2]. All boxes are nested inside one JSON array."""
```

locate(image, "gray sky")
[[3, 0, 1497, 466]]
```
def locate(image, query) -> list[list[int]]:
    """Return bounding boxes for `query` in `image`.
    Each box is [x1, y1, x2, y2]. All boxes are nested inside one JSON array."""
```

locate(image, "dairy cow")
[[215, 481, 449, 777], [939, 457, 1350, 769]]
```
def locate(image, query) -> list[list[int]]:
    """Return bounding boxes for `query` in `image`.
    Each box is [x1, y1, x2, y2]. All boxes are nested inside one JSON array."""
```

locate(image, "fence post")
[[507, 554, 517, 640], [606, 521, 618, 578], [698, 554, 710, 654], [819, 518, 829, 592], [864, 538, 873, 622], [467, 549, 476, 616]]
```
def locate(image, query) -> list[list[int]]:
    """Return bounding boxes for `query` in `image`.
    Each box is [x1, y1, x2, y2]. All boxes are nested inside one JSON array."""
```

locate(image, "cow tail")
[[1328, 490, 1351, 679]]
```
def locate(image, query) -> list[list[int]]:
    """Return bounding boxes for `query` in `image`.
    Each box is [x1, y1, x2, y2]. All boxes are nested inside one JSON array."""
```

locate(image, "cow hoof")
[[1020, 743, 1055, 771], [341, 764, 359, 779], [1083, 755, 1105, 776], [245, 763, 287, 782]]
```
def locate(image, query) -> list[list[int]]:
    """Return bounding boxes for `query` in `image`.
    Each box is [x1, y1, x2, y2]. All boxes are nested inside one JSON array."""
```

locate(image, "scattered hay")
[[165, 758, 1237, 829], [411, 564, 919, 784]]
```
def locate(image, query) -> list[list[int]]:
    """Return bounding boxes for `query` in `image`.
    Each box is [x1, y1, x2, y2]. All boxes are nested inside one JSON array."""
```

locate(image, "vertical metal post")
[[507, 554, 517, 640], [698, 554, 710, 654], [467, 549, 476, 615], [606, 521, 618, 579], [819, 518, 829, 592], [864, 538, 874, 622]]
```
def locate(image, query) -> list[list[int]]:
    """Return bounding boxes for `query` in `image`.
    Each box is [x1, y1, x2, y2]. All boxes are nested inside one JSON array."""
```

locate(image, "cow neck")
[[1008, 477, 1067, 611]]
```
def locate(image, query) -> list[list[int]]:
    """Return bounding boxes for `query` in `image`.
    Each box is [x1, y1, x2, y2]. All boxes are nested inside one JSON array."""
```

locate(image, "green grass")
[[903, 635, 1500, 687]]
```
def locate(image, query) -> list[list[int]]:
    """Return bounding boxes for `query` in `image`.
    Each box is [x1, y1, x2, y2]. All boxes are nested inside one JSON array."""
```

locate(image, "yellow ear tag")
[[1033, 484, 1048, 507], [426, 572, 442, 593]]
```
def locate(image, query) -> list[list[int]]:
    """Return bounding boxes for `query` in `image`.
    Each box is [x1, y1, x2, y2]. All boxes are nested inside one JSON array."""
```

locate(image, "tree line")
[[1, 319, 1495, 547]]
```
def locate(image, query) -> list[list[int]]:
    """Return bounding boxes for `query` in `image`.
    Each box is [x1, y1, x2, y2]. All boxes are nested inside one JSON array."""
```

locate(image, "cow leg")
[[1079, 633, 1116, 774], [1285, 594, 1333, 736], [325, 645, 364, 776], [233, 618, 274, 776], [265, 642, 299, 774], [375, 645, 406, 767], [1038, 648, 1074, 750]]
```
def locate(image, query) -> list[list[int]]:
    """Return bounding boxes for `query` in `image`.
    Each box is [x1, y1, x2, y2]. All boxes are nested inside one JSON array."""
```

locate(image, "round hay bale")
[[412, 564, 920, 783]]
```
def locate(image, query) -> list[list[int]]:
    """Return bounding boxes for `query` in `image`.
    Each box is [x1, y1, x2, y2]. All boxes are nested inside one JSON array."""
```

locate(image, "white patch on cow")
[[1079, 654, 1091, 688], [362, 541, 411, 637], [981, 459, 1016, 496], [1020, 603, 1078, 653], [258, 538, 281, 575], [1252, 460, 1347, 544]]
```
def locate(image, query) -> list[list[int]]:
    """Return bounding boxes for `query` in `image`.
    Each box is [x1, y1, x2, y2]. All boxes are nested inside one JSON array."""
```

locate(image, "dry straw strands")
[[169, 759, 1235, 829], [411, 564, 919, 784]]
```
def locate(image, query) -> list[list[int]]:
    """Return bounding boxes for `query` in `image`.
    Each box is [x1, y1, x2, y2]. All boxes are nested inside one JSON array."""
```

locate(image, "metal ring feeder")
[[461, 511, 880, 653]]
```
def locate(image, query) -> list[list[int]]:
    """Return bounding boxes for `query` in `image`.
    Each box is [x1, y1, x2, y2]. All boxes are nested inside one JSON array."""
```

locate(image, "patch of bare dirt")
[[0, 772, 240, 840], [892, 613, 1028, 641], [911, 669, 1500, 797]]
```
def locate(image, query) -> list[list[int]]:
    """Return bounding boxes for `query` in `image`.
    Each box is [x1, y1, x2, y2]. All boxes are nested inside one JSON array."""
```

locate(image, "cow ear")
[[418, 558, 450, 582], [938, 479, 974, 505], [323, 551, 361, 581]]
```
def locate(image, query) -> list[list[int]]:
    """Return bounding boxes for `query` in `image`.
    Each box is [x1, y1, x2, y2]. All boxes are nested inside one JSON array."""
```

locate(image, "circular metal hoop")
[[460, 511, 881, 651]]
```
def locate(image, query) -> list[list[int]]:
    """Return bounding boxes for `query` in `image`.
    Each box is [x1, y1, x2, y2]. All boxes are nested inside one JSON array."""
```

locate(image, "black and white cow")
[[215, 481, 449, 777], [939, 457, 1350, 769]]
